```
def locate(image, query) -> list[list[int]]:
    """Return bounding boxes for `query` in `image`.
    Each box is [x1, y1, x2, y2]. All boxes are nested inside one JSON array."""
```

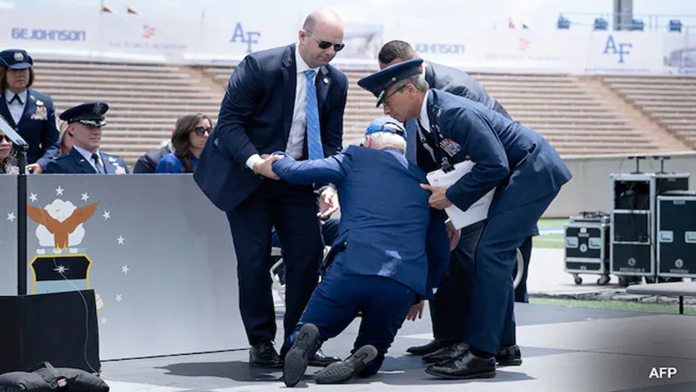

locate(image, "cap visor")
[[8, 63, 32, 70]]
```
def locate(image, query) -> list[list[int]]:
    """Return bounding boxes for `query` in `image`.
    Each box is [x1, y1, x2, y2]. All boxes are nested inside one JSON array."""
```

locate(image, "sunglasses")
[[0, 134, 11, 143], [193, 127, 211, 136], [305, 30, 345, 52]]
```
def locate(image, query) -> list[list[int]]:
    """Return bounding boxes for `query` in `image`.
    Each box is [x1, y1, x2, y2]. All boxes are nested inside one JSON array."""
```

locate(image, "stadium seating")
[[600, 75, 696, 149], [27, 60, 693, 166]]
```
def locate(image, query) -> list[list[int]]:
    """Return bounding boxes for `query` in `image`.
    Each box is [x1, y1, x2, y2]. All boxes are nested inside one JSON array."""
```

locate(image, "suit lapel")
[[426, 91, 440, 146], [0, 92, 17, 128], [316, 66, 329, 110], [18, 89, 35, 127], [70, 148, 96, 174], [281, 44, 296, 144]]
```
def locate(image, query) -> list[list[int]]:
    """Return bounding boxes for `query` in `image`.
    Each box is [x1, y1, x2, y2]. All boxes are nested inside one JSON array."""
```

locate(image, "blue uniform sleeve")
[[442, 109, 510, 212], [423, 208, 451, 301], [155, 154, 184, 173], [272, 153, 348, 185], [36, 98, 60, 169]]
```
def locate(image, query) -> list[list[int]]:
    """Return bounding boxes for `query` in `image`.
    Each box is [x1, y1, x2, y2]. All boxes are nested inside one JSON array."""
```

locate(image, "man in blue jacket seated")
[[269, 118, 451, 387]]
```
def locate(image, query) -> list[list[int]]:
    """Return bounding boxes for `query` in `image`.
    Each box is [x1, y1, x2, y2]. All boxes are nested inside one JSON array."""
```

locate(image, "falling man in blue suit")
[[357, 59, 573, 380], [269, 118, 451, 387]]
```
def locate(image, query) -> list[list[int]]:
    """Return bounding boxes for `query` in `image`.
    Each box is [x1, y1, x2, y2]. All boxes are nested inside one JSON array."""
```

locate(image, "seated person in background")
[[155, 114, 212, 173], [270, 118, 450, 387], [133, 131, 175, 173], [44, 102, 129, 174], [0, 129, 18, 174], [58, 120, 73, 156]]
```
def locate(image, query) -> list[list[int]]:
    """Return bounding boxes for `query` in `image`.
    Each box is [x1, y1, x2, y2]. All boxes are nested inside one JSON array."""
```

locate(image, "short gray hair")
[[390, 73, 429, 94], [366, 131, 407, 154]]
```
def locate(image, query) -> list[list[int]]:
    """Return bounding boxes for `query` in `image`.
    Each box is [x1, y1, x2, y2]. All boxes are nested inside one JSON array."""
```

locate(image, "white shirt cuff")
[[246, 154, 262, 170]]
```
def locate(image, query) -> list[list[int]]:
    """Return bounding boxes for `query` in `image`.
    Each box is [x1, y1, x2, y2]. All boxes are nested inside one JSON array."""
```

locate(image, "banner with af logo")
[[5, 174, 244, 360]]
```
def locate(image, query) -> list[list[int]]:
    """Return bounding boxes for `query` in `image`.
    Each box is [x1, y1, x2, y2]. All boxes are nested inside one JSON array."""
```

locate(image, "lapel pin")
[[323, 77, 329, 85]]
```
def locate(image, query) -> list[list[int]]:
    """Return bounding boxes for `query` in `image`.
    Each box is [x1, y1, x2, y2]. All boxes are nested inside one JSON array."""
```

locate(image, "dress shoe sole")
[[424, 367, 496, 380], [315, 345, 378, 384], [496, 358, 523, 367], [283, 324, 319, 387]]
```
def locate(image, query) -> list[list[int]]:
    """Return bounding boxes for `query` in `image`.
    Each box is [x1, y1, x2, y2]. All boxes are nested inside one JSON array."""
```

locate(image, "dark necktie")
[[91, 153, 103, 174], [9, 94, 22, 105]]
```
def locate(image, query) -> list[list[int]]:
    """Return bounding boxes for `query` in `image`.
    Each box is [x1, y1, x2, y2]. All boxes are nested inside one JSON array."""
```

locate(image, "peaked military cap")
[[0, 49, 33, 70], [357, 58, 424, 107], [59, 102, 109, 127]]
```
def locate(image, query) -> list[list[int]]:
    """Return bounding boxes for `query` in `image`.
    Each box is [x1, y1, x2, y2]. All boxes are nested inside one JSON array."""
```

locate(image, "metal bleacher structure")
[[29, 60, 696, 166]]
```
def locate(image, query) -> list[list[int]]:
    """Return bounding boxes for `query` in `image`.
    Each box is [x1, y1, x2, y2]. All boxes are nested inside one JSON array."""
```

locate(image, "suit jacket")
[[133, 143, 173, 173], [406, 61, 510, 164], [193, 44, 349, 212], [44, 147, 129, 174], [421, 89, 572, 237], [0, 88, 60, 168], [272, 146, 450, 298]]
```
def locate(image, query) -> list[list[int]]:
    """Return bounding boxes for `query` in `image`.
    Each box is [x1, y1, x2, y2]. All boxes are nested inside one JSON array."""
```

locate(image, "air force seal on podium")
[[27, 195, 105, 311]]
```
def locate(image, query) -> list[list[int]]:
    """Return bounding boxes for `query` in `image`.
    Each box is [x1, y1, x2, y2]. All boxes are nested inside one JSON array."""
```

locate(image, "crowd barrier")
[[0, 174, 245, 360]]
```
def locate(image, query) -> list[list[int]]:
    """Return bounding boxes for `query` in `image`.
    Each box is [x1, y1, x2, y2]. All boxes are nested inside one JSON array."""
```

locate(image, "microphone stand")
[[0, 118, 29, 296]]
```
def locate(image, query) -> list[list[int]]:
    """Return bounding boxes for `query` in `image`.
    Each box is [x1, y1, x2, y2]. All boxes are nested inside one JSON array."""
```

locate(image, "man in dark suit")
[[44, 102, 129, 175], [193, 9, 348, 368], [271, 119, 451, 386], [133, 141, 174, 173], [358, 59, 572, 379], [0, 49, 60, 174], [377, 41, 536, 363]]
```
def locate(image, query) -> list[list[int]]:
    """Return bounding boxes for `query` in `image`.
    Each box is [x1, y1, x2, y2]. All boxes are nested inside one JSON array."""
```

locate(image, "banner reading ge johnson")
[[1, 7, 695, 74]]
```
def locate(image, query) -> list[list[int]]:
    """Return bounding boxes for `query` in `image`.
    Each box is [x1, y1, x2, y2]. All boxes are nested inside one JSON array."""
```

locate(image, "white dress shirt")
[[5, 89, 28, 125], [245, 46, 319, 170], [73, 145, 106, 173]]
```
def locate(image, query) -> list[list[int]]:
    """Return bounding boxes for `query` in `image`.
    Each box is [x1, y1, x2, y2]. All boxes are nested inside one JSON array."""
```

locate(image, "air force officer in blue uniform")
[[270, 119, 451, 386], [0, 49, 60, 173], [44, 102, 129, 175], [193, 9, 348, 368], [358, 59, 572, 380]]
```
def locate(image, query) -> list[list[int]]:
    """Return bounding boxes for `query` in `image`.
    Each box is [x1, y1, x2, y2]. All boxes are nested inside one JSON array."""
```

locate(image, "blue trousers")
[[286, 256, 416, 376], [465, 190, 559, 354]]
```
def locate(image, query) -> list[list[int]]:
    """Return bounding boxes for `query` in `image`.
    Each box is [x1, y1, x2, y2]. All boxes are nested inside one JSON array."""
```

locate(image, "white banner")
[[1, 8, 694, 75]]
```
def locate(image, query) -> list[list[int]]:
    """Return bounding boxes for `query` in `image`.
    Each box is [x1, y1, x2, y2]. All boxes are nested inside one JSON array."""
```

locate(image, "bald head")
[[299, 9, 344, 68]]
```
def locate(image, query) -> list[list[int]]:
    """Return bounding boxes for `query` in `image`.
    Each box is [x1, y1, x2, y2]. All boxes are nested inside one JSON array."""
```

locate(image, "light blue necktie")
[[304, 70, 323, 160]]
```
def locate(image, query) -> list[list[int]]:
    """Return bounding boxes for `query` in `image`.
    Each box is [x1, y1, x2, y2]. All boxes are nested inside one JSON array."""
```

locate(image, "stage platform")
[[100, 303, 696, 392]]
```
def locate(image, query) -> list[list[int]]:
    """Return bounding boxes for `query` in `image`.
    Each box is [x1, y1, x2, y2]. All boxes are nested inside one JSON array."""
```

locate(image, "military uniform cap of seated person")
[[59, 102, 109, 127], [44, 102, 129, 174], [0, 49, 33, 69], [357, 58, 424, 108]]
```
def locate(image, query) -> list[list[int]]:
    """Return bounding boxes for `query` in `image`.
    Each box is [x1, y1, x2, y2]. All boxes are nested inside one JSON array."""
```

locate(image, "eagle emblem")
[[27, 201, 99, 250]]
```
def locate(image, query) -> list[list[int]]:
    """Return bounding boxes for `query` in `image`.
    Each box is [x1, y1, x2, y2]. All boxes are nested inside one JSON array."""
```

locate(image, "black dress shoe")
[[406, 339, 453, 356], [496, 344, 522, 366], [422, 342, 468, 363], [249, 341, 283, 368], [309, 348, 341, 367], [283, 324, 320, 387], [425, 351, 496, 379], [315, 345, 378, 384]]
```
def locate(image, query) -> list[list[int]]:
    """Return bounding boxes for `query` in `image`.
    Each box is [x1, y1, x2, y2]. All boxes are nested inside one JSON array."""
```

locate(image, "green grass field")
[[533, 218, 569, 249], [530, 297, 696, 315]]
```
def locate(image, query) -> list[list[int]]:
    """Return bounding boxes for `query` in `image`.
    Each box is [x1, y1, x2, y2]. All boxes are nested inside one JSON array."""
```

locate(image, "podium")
[[0, 290, 101, 374]]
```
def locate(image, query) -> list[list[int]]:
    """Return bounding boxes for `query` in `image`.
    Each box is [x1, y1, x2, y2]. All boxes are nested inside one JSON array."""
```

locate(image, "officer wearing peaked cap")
[[270, 117, 450, 386], [44, 102, 129, 174], [358, 59, 572, 380], [0, 48, 60, 174]]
